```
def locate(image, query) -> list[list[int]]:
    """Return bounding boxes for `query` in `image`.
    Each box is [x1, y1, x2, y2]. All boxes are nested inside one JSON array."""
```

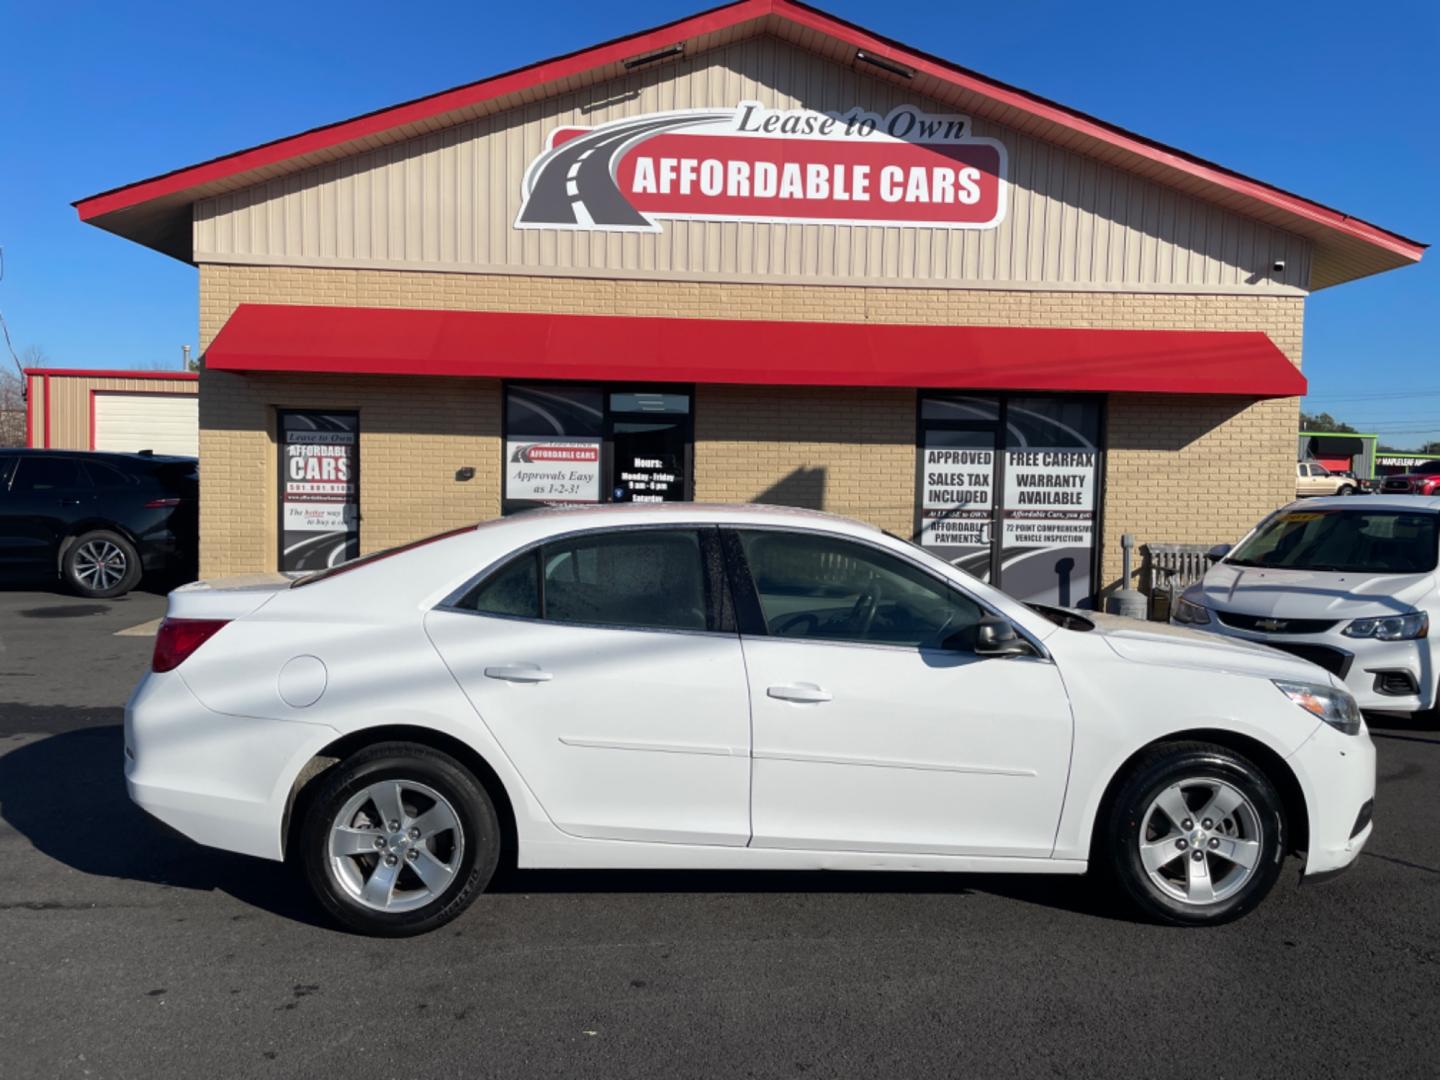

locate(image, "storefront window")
[[502, 383, 693, 513], [917, 393, 1103, 608], [278, 410, 360, 573]]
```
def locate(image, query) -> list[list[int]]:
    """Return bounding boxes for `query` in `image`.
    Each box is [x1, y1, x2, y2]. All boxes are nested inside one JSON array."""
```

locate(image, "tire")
[[298, 742, 500, 937], [1098, 741, 1286, 926], [62, 529, 142, 599], [1338, 484, 1356, 496]]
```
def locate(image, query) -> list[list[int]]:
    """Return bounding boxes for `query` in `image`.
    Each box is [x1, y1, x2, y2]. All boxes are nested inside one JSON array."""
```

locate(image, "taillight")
[[144, 497, 182, 509], [152, 618, 229, 672]]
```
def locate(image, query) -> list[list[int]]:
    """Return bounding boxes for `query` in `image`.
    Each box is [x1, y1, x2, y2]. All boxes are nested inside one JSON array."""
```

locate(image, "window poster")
[[918, 430, 997, 582], [505, 436, 602, 503], [279, 411, 359, 573], [998, 398, 1101, 608]]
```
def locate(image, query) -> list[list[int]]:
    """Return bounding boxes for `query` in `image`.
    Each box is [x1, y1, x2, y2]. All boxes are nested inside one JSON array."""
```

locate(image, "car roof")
[[7, 448, 196, 464], [482, 501, 883, 539], [1290, 495, 1440, 512]]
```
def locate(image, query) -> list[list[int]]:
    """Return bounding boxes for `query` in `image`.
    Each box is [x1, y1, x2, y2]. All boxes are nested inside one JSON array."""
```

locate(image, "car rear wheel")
[[298, 742, 500, 936], [62, 529, 142, 598], [1099, 742, 1286, 925]]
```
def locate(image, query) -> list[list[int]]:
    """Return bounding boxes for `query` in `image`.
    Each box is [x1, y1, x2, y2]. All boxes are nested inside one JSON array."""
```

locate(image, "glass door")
[[917, 393, 1103, 608], [607, 391, 692, 503]]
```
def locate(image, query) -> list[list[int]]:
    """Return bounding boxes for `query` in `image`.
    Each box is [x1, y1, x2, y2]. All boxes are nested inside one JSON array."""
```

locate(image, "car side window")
[[13, 457, 90, 491], [543, 529, 710, 632], [456, 551, 541, 618], [83, 461, 135, 488], [735, 529, 983, 649]]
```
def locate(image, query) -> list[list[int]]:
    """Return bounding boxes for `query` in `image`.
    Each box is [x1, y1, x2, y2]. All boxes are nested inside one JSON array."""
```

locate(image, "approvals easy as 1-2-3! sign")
[[516, 102, 1006, 232]]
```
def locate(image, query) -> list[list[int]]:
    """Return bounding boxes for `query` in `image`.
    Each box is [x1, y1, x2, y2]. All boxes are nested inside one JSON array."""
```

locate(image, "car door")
[[0, 455, 93, 576], [728, 527, 1073, 858], [425, 525, 752, 846]]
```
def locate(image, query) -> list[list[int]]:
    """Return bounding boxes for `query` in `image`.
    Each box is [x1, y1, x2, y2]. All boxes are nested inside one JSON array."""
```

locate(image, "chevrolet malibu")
[[1173, 496, 1440, 712], [125, 504, 1374, 936]]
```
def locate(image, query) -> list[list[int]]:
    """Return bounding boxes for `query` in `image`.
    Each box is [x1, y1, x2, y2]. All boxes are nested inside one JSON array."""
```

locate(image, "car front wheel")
[[1100, 742, 1286, 925], [298, 742, 501, 936]]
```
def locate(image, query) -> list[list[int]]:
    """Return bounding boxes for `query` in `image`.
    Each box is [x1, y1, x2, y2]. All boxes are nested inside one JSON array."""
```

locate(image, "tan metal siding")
[[36, 375, 198, 451], [194, 36, 1310, 293]]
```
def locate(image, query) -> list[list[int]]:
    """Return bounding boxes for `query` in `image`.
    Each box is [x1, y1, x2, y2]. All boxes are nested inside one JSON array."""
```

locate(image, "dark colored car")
[[1380, 464, 1440, 496], [0, 450, 198, 598]]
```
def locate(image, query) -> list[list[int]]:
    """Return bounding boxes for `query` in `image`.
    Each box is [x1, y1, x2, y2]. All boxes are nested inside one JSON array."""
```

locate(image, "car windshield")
[[1226, 509, 1440, 574]]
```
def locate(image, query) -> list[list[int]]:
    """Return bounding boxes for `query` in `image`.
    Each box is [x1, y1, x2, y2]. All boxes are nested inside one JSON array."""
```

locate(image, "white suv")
[[1174, 496, 1439, 712]]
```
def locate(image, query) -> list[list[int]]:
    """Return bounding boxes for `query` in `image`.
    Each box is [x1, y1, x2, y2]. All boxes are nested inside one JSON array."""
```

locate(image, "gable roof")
[[74, 0, 1424, 290]]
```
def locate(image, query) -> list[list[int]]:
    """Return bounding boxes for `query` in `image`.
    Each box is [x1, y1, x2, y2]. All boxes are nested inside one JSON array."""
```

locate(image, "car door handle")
[[484, 664, 553, 684], [59, 497, 82, 507], [767, 683, 832, 704]]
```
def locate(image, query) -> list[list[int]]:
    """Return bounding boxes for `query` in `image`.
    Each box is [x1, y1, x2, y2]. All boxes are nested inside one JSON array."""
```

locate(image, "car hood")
[[1084, 612, 1341, 686], [1195, 563, 1434, 619]]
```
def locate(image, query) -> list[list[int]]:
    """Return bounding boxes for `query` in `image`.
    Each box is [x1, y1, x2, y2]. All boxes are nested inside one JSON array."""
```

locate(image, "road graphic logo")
[[515, 102, 1006, 232]]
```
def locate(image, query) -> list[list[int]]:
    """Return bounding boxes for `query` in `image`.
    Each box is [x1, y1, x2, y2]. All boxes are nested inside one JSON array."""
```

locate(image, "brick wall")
[[199, 263, 1303, 590], [198, 369, 500, 575]]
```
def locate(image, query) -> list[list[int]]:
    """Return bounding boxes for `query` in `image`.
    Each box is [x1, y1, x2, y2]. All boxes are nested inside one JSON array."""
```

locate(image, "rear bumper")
[[124, 670, 336, 861], [1286, 720, 1377, 878]]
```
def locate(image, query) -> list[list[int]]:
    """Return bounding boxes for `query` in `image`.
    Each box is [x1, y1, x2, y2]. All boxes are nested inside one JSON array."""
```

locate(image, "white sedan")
[[1173, 496, 1440, 712], [125, 504, 1374, 936]]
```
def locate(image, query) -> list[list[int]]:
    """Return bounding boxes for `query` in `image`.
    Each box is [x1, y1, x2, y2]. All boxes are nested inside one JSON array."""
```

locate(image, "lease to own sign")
[[516, 102, 1007, 232]]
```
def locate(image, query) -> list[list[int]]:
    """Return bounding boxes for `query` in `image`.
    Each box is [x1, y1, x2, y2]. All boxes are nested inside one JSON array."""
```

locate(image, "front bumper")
[[1286, 718, 1377, 878], [1174, 616, 1434, 711], [124, 670, 337, 861]]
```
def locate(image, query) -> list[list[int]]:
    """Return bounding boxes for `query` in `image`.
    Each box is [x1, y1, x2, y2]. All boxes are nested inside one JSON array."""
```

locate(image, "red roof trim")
[[73, 0, 1423, 263], [24, 367, 198, 381], [204, 304, 1307, 398], [74, 0, 763, 221]]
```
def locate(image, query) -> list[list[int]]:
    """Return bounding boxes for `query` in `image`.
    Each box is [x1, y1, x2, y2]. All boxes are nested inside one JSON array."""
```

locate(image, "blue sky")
[[3, 1, 1436, 443]]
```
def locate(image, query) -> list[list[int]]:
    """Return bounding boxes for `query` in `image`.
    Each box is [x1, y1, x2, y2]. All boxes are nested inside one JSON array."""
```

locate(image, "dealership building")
[[74, 0, 1422, 605]]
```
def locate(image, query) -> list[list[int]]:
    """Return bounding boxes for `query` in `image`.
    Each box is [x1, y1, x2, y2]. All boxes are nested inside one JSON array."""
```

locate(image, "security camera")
[[1273, 259, 1287, 273]]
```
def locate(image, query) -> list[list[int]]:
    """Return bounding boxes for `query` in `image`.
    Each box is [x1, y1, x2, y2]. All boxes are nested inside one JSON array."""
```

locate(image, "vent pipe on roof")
[[855, 50, 914, 79], [623, 43, 684, 69]]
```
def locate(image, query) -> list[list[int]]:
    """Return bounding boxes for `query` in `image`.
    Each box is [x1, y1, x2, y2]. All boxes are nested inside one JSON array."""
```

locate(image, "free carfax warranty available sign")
[[516, 102, 1007, 232]]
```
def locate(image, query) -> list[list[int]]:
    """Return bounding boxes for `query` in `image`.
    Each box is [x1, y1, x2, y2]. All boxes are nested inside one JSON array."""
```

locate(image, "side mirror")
[[972, 615, 1033, 658], [1204, 543, 1232, 565]]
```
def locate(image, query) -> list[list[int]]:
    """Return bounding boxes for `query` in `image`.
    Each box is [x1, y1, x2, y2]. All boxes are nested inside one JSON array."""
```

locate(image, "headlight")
[[1273, 679, 1363, 735], [1172, 596, 1211, 625], [1342, 611, 1428, 641]]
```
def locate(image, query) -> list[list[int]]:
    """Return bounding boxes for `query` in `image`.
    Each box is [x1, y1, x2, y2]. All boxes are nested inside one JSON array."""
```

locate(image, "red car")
[[1379, 463, 1440, 495]]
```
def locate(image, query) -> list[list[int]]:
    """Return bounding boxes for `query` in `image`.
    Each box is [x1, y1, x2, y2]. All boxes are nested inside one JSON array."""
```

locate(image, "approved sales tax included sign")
[[516, 102, 1007, 232]]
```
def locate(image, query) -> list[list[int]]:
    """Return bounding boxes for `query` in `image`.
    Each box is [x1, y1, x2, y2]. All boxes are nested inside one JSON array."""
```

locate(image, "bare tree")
[[0, 366, 24, 447], [19, 343, 49, 370]]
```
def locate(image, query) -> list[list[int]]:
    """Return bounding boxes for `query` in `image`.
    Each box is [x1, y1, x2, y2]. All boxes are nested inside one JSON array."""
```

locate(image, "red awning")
[[204, 303, 1306, 397]]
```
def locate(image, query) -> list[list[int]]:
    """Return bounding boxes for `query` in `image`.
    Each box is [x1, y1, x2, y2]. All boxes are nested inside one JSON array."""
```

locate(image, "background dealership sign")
[[517, 102, 1006, 231], [505, 437, 602, 503], [279, 410, 359, 573]]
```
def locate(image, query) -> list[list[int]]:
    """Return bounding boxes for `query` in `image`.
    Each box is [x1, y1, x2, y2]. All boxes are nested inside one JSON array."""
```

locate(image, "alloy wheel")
[[327, 780, 466, 913], [1138, 777, 1263, 906], [73, 539, 129, 593]]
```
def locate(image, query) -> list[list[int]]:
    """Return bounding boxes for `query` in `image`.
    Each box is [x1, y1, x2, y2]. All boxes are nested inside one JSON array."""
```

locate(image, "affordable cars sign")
[[516, 102, 1006, 232]]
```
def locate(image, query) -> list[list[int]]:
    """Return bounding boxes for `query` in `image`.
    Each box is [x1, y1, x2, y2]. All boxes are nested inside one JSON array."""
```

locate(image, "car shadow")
[[0, 725, 1126, 928], [1365, 711, 1440, 744], [0, 725, 329, 929]]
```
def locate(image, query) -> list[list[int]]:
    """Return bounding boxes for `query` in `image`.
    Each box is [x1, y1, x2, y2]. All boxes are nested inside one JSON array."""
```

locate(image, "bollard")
[[1106, 532, 1148, 619]]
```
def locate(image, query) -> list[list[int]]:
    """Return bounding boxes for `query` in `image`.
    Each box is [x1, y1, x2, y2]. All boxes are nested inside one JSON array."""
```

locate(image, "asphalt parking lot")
[[1, 587, 1437, 1079]]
